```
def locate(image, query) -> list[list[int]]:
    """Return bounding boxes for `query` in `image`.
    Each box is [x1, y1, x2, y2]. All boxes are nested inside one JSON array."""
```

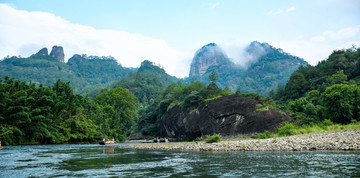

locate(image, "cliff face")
[[157, 95, 292, 140], [189, 43, 233, 77], [50, 46, 65, 62], [186, 41, 308, 96]]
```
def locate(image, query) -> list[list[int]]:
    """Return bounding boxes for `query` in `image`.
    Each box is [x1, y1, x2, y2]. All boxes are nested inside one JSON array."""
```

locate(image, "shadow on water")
[[0, 144, 359, 177]]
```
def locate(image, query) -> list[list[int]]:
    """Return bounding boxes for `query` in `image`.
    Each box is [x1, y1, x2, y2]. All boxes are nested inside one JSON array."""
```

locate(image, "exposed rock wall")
[[157, 95, 292, 140], [50, 46, 65, 62], [189, 43, 232, 77]]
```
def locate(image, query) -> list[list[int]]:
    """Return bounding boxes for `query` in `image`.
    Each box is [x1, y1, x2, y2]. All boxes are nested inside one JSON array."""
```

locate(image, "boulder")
[[157, 95, 292, 140]]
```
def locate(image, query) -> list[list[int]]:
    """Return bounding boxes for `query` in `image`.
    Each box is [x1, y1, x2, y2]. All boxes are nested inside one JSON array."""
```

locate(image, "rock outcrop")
[[50, 46, 65, 62], [36, 48, 48, 56], [186, 41, 309, 96], [189, 43, 233, 77], [157, 95, 292, 140]]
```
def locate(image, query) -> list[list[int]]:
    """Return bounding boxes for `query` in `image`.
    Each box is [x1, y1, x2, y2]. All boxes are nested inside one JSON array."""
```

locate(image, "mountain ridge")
[[0, 42, 308, 96], [187, 41, 308, 96], [0, 46, 136, 95]]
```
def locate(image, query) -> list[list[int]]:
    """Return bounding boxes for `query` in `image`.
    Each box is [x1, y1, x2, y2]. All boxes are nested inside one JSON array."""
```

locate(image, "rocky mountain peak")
[[189, 43, 232, 77], [246, 41, 271, 57], [36, 48, 48, 56], [50, 46, 65, 63]]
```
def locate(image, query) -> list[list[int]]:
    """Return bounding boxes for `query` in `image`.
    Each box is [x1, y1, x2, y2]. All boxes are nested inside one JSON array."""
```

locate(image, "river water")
[[0, 143, 359, 177]]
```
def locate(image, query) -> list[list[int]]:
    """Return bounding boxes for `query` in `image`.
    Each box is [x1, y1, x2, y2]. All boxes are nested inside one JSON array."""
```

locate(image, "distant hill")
[[111, 60, 177, 104], [187, 41, 308, 96], [1, 42, 308, 97], [0, 46, 136, 95], [111, 60, 178, 137]]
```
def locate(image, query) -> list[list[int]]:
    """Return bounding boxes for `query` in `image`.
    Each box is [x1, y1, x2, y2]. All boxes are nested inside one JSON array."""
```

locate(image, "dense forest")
[[271, 46, 360, 125], [111, 60, 177, 103], [0, 77, 138, 145]]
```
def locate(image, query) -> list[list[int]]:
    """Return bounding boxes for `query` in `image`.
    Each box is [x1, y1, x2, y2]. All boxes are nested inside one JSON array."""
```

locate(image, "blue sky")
[[0, 0, 359, 77]]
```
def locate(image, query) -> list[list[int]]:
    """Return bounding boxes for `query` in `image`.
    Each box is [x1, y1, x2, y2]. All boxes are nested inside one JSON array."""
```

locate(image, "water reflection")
[[0, 144, 359, 177]]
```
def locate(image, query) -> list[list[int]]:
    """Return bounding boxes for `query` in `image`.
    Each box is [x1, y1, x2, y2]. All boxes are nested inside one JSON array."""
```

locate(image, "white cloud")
[[0, 4, 190, 77], [311, 27, 359, 42], [268, 6, 296, 16], [271, 26, 360, 66]]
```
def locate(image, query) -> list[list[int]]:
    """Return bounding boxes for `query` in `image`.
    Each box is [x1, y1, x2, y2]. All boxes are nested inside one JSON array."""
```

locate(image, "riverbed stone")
[[119, 130, 360, 152]]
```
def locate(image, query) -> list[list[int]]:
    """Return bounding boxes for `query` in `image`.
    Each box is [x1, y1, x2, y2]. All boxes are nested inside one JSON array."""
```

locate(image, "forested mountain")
[[187, 41, 308, 96], [0, 46, 136, 95], [1, 43, 307, 97], [111, 60, 177, 137], [111, 60, 177, 104]]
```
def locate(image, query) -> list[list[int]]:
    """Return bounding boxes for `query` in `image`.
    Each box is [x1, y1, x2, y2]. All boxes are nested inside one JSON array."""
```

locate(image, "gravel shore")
[[119, 130, 360, 151]]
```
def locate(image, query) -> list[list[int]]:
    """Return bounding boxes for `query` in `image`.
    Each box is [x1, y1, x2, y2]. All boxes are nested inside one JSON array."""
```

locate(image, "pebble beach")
[[120, 130, 360, 152]]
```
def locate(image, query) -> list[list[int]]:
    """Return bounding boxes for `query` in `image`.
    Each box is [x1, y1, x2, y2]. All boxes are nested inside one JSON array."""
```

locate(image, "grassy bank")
[[255, 120, 360, 140]]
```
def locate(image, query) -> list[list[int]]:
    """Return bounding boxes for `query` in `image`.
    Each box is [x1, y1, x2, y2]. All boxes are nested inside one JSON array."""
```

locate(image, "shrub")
[[205, 134, 222, 143], [276, 122, 296, 136], [320, 119, 333, 128], [258, 130, 272, 139]]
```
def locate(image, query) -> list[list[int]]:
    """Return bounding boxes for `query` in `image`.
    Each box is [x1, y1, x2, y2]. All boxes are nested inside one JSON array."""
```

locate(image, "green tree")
[[327, 70, 348, 85], [209, 71, 218, 83], [95, 87, 139, 141], [322, 84, 360, 123], [285, 72, 308, 99], [0, 77, 104, 145]]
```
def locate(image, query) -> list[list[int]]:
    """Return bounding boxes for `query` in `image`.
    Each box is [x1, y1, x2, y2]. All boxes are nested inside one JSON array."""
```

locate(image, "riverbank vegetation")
[[256, 120, 360, 140], [0, 77, 138, 145], [205, 134, 222, 143], [262, 47, 360, 138]]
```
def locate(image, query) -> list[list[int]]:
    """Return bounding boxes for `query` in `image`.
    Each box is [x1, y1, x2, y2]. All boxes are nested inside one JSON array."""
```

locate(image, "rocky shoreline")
[[119, 130, 360, 151]]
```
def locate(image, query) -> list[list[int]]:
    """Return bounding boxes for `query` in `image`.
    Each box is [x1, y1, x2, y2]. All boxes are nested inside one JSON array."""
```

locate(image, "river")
[[0, 143, 359, 177]]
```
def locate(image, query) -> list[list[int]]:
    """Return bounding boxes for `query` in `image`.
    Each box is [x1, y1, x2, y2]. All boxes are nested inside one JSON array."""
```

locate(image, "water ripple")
[[0, 144, 359, 177]]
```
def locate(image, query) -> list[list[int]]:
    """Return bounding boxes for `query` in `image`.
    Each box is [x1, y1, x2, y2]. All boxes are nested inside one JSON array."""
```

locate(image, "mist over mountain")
[[242, 41, 271, 68], [0, 42, 308, 96], [187, 41, 308, 96], [189, 43, 233, 77]]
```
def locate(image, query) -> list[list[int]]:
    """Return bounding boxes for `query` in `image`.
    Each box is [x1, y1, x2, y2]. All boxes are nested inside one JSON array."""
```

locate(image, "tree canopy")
[[271, 47, 360, 124], [0, 77, 138, 145]]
